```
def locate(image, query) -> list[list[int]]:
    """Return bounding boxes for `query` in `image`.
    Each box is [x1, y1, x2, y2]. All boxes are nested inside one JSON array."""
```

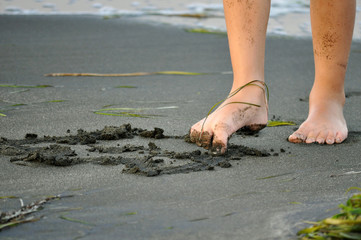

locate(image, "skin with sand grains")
[[190, 80, 269, 155], [288, 0, 354, 145]]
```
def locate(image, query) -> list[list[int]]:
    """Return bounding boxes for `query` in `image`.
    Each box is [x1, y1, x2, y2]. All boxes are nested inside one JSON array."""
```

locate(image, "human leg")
[[289, 0, 356, 144], [189, 0, 270, 154]]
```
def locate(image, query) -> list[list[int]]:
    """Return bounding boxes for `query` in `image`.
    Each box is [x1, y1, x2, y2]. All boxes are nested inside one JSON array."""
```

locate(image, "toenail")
[[288, 135, 302, 143], [295, 134, 305, 141], [336, 138, 342, 143], [326, 139, 333, 144]]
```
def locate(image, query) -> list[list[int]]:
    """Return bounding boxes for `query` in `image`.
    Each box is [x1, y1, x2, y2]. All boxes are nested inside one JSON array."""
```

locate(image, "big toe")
[[189, 128, 200, 143], [288, 131, 306, 143], [196, 130, 213, 149]]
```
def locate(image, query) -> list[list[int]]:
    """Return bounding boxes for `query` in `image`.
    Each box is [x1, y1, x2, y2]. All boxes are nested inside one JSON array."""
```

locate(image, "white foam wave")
[[1, 0, 309, 17], [3, 0, 361, 40]]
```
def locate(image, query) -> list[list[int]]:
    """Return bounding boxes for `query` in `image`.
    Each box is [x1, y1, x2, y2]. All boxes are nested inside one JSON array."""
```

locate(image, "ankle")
[[232, 74, 264, 86], [309, 85, 345, 106], [231, 79, 266, 93]]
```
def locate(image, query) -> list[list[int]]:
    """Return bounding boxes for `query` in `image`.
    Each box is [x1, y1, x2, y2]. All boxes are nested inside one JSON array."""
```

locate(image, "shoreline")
[[1, 12, 361, 41], [1, 0, 361, 40]]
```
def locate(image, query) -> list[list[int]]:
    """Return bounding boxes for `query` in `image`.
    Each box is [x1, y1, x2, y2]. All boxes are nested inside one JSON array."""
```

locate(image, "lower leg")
[[289, 0, 355, 144], [190, 0, 270, 154], [225, 0, 270, 86]]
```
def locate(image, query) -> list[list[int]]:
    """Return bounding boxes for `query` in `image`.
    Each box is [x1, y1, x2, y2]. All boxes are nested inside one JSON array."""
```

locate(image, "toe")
[[198, 131, 213, 149], [190, 119, 207, 143], [210, 124, 231, 155], [316, 130, 328, 144], [305, 131, 316, 144], [211, 134, 228, 155], [190, 129, 200, 143], [288, 131, 306, 143], [335, 131, 347, 144], [326, 131, 335, 144]]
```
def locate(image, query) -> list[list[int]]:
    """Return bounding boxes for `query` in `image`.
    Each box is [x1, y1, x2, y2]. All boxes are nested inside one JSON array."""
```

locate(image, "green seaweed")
[[124, 212, 137, 216], [103, 15, 120, 20], [0, 100, 63, 117], [59, 215, 94, 226], [97, 106, 178, 111], [0, 221, 20, 230], [0, 196, 17, 199], [170, 13, 207, 18], [45, 71, 206, 77], [0, 103, 26, 116], [156, 71, 205, 76], [189, 217, 209, 222], [11, 103, 26, 107], [256, 172, 294, 180], [298, 191, 361, 239], [0, 218, 40, 230], [185, 28, 227, 35], [0, 84, 52, 88], [280, 178, 297, 182], [103, 12, 208, 20], [94, 111, 158, 118], [267, 120, 296, 127], [222, 212, 237, 217], [346, 187, 361, 194], [94, 106, 177, 118]]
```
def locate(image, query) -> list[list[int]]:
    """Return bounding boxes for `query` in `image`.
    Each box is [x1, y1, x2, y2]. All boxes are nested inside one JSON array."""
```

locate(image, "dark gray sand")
[[1, 124, 271, 176], [1, 15, 361, 240]]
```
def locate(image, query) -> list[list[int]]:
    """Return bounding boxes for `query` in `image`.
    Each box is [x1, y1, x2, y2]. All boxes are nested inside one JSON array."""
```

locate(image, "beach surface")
[[1, 15, 361, 240]]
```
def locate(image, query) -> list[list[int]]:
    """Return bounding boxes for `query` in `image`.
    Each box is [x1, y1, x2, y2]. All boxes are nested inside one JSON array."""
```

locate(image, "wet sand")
[[1, 15, 361, 239]]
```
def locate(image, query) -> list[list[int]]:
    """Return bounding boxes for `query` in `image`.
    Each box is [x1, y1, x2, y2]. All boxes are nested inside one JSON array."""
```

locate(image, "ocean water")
[[0, 0, 309, 16], [1, 0, 360, 39]]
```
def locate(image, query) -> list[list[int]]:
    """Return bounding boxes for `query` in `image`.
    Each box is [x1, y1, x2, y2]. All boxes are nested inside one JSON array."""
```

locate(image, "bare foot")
[[189, 81, 268, 154], [288, 89, 348, 144]]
